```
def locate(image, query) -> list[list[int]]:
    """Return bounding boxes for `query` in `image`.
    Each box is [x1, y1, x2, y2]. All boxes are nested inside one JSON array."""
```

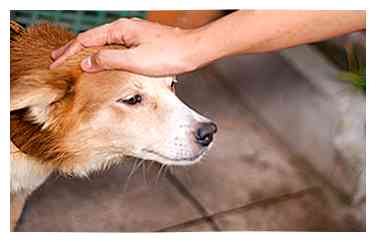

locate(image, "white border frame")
[[1, 1, 372, 242]]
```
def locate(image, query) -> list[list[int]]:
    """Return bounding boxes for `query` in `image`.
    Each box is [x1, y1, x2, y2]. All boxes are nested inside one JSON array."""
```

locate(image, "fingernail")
[[81, 56, 92, 70]]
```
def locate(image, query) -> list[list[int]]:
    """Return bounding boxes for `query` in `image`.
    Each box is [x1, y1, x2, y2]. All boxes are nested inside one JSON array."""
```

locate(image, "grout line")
[[163, 170, 221, 231], [158, 186, 321, 232], [205, 64, 353, 204]]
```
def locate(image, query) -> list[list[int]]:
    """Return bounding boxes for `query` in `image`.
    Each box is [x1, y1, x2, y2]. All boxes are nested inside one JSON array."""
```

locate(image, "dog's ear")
[[11, 69, 75, 125]]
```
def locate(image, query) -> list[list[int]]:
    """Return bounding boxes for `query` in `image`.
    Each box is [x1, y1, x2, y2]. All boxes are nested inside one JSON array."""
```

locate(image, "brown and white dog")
[[10, 22, 217, 231]]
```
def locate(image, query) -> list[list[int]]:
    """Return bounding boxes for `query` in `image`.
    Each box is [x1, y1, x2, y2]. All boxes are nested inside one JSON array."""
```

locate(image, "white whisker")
[[123, 159, 143, 192], [154, 164, 166, 185]]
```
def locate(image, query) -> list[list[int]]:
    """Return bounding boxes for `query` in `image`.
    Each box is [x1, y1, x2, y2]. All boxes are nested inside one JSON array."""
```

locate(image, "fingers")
[[48, 17, 189, 76], [49, 22, 115, 69], [81, 49, 134, 73], [51, 40, 73, 60], [49, 40, 85, 68], [49, 18, 150, 69], [80, 48, 186, 77]]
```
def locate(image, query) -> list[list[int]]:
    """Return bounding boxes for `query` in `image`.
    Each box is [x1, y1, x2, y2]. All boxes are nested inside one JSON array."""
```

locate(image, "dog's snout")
[[194, 122, 217, 147]]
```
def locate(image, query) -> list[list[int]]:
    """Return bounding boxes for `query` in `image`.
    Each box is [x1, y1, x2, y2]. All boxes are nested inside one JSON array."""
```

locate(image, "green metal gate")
[[10, 10, 146, 33]]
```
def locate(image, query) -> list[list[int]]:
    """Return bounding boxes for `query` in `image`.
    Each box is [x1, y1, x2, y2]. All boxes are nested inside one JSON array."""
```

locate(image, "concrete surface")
[[16, 46, 365, 232]]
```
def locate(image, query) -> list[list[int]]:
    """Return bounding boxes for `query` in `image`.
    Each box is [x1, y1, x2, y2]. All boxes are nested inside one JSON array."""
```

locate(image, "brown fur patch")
[[10, 22, 125, 169]]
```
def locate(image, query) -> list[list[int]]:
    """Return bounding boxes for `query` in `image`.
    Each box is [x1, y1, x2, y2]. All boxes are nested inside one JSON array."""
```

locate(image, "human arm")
[[50, 10, 365, 76]]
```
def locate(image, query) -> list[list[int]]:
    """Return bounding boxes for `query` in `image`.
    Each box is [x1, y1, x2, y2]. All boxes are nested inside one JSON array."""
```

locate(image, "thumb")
[[80, 49, 134, 72]]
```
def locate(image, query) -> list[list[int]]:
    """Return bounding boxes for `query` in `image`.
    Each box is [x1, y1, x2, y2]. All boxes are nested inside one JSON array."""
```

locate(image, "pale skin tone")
[[50, 10, 366, 77]]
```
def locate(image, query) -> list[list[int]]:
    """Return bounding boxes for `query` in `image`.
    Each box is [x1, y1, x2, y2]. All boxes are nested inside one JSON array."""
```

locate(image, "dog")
[[10, 21, 217, 231]]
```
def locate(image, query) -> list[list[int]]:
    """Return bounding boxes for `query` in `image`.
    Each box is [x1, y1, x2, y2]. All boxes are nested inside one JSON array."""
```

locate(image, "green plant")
[[338, 43, 366, 93]]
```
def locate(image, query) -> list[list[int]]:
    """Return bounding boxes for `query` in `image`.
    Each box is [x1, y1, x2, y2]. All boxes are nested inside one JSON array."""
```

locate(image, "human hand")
[[50, 18, 201, 76]]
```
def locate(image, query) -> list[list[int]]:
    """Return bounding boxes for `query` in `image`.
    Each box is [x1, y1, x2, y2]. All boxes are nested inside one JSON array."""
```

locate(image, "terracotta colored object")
[[146, 10, 226, 28]]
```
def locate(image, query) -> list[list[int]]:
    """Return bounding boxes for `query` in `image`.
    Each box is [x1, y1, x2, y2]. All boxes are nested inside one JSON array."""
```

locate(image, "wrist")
[[179, 27, 221, 73]]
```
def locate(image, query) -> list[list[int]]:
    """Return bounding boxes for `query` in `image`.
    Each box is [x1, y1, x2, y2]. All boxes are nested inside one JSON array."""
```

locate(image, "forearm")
[[50, 10, 366, 76], [187, 10, 366, 67]]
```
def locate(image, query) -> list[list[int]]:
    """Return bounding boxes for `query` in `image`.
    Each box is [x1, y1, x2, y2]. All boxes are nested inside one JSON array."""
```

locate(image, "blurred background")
[[11, 10, 366, 232]]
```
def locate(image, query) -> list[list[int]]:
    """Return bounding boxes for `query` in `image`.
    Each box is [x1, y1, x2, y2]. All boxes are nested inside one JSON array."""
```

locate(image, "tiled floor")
[[16, 51, 365, 232]]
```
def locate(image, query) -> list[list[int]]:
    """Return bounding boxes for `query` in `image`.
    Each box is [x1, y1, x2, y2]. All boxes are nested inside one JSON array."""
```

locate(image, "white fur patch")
[[11, 143, 53, 193], [28, 104, 50, 128]]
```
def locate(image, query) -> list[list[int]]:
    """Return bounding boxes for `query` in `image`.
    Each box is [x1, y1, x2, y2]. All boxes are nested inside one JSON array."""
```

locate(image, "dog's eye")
[[118, 94, 142, 105]]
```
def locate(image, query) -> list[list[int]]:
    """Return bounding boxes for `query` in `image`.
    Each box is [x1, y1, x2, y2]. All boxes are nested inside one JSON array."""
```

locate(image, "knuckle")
[[115, 18, 129, 26], [111, 18, 128, 32], [130, 17, 142, 21], [93, 51, 106, 67], [110, 20, 121, 31]]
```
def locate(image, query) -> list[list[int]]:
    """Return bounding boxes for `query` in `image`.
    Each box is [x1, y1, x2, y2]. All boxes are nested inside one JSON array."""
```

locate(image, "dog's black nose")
[[195, 122, 217, 147]]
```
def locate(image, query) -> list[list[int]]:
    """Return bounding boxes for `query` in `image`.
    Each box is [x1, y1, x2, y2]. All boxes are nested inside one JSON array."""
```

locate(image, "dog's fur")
[[10, 22, 215, 231]]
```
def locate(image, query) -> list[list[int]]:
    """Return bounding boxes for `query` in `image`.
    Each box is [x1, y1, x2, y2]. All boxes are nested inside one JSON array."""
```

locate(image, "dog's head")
[[11, 23, 217, 176]]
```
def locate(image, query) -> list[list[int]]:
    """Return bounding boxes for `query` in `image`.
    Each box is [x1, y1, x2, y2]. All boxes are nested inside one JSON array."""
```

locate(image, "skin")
[[50, 10, 366, 77]]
